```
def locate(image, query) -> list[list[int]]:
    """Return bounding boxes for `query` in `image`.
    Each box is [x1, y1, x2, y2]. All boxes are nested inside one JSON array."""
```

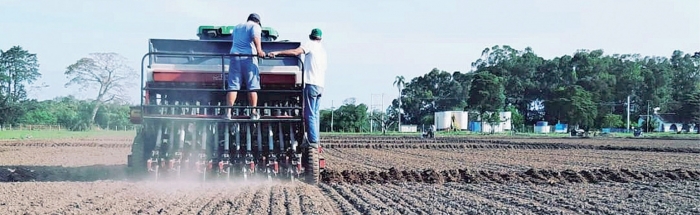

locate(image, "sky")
[[1, 0, 699, 111]]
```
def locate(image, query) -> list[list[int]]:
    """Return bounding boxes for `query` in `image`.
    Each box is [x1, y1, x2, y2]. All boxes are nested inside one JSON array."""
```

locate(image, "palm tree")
[[393, 75, 405, 131]]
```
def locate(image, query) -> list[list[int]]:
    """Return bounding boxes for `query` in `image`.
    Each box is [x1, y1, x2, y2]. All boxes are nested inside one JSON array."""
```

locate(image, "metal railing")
[[138, 52, 306, 119]]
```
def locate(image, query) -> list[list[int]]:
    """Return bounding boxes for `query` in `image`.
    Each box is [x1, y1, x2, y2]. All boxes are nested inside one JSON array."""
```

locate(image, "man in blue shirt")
[[225, 13, 266, 120]]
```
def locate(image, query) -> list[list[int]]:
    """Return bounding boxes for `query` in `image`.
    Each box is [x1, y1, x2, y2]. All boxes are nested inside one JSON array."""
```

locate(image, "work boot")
[[302, 139, 319, 149], [250, 112, 260, 120], [247, 108, 260, 120]]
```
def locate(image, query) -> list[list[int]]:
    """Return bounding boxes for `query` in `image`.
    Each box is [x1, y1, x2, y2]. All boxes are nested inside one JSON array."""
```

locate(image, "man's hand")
[[257, 49, 266, 58], [267, 52, 279, 58]]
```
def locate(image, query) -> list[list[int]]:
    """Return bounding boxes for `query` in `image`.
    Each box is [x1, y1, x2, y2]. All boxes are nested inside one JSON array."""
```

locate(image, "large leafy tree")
[[466, 71, 505, 115], [0, 46, 41, 103], [472, 46, 543, 123], [544, 85, 597, 129], [392, 68, 469, 126], [669, 50, 700, 111], [0, 46, 41, 125], [466, 71, 505, 133], [320, 98, 369, 132], [65, 53, 138, 125], [677, 88, 700, 132]]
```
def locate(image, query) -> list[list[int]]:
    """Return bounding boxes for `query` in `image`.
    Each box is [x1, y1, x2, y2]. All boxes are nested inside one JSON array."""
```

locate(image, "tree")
[[669, 50, 700, 112], [505, 104, 524, 131], [323, 98, 369, 132], [472, 45, 544, 125], [544, 85, 597, 130], [319, 109, 334, 132], [393, 68, 468, 126], [466, 71, 505, 132], [393, 75, 405, 131], [0, 46, 41, 103], [467, 72, 505, 116], [370, 110, 394, 134], [677, 89, 700, 133], [65, 53, 138, 125], [601, 114, 624, 128], [0, 46, 41, 125], [484, 112, 502, 134], [384, 101, 401, 131]]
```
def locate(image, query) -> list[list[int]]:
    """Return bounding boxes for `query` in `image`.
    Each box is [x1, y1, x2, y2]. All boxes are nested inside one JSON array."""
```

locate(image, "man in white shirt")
[[268, 28, 327, 148]]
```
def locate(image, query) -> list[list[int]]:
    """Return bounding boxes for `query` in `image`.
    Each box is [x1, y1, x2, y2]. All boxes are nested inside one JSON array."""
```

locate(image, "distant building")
[[480, 111, 512, 133], [434, 111, 469, 131], [638, 113, 697, 132], [453, 111, 513, 133], [399, 125, 418, 133]]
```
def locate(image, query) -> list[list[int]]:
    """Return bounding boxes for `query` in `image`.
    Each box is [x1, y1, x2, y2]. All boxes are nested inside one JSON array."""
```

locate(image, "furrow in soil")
[[268, 184, 286, 215], [224, 184, 256, 215], [246, 183, 272, 215], [494, 182, 617, 214], [282, 183, 303, 215], [322, 148, 384, 171], [344, 184, 399, 214], [317, 183, 362, 215], [446, 183, 575, 215], [397, 182, 497, 214], [328, 182, 383, 214], [295, 183, 337, 215], [366, 183, 428, 215]]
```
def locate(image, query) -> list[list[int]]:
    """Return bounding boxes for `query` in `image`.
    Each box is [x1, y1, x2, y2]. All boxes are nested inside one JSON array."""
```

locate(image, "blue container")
[[602, 128, 611, 133], [469, 121, 481, 132], [536, 121, 548, 126], [555, 123, 567, 131]]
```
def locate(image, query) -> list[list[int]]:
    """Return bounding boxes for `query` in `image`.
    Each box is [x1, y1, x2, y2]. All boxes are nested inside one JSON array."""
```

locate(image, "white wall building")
[[434, 111, 469, 131], [477, 111, 512, 133], [639, 113, 698, 133], [399, 125, 418, 133], [534, 121, 551, 133]]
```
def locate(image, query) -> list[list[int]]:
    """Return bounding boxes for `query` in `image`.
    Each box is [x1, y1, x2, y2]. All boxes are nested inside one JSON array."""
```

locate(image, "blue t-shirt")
[[230, 21, 262, 55]]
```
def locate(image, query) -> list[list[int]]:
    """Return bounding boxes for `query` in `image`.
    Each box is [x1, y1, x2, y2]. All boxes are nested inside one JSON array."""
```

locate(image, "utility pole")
[[381, 93, 385, 134], [626, 95, 631, 132], [331, 100, 334, 132], [646, 101, 650, 132], [398, 85, 402, 132], [370, 94, 373, 133], [370, 93, 384, 133]]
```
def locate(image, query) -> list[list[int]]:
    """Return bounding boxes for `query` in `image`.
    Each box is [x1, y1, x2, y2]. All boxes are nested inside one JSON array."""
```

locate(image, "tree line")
[[2, 45, 698, 133], [391, 46, 699, 132], [15, 96, 133, 131], [321, 46, 700, 133], [1, 46, 137, 131]]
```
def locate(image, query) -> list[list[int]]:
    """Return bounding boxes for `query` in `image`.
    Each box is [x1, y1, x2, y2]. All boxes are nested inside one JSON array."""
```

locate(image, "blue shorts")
[[227, 56, 260, 91]]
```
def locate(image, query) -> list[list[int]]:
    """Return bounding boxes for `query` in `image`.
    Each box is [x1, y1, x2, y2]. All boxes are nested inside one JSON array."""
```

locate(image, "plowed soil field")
[[1, 135, 699, 214]]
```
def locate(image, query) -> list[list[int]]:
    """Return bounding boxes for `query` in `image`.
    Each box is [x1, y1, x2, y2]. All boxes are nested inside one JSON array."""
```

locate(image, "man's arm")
[[268, 42, 309, 57], [252, 25, 265, 57], [253, 37, 265, 57], [270, 47, 304, 57]]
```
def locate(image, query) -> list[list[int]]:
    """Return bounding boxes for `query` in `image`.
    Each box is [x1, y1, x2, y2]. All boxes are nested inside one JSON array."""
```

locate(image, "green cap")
[[310, 28, 322, 38]]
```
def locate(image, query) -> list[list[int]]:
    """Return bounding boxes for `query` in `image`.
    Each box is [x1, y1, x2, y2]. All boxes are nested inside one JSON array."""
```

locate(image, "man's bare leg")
[[226, 91, 238, 118], [248, 91, 258, 118]]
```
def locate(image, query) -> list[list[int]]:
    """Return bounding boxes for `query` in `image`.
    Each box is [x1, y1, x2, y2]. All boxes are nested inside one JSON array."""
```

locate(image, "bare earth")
[[0, 135, 699, 214]]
